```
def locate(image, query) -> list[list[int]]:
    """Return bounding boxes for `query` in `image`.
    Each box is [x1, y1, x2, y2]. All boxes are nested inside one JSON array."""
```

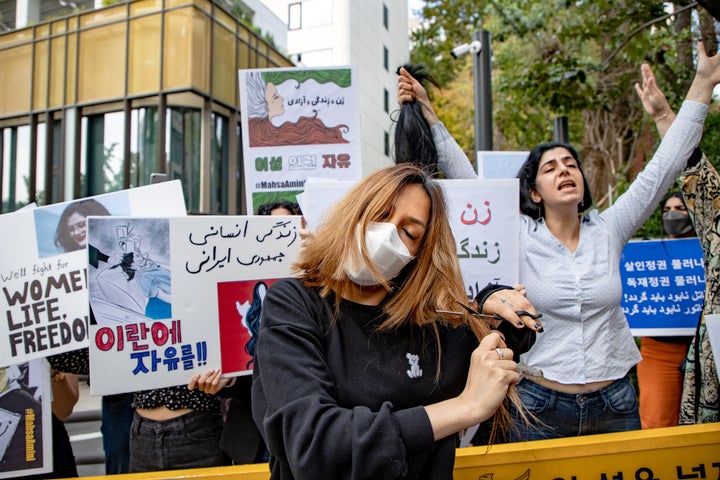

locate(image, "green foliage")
[[409, 0, 716, 194]]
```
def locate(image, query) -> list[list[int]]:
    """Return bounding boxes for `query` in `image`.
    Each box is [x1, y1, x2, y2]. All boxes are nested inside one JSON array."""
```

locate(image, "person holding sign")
[[632, 62, 719, 425], [636, 190, 695, 429], [397, 41, 720, 440], [250, 164, 534, 479]]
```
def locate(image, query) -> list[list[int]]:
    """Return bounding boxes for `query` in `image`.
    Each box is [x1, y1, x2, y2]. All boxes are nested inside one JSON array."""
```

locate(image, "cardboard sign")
[[239, 67, 362, 214], [0, 181, 186, 367], [0, 359, 52, 479], [87, 215, 301, 395], [620, 238, 704, 336]]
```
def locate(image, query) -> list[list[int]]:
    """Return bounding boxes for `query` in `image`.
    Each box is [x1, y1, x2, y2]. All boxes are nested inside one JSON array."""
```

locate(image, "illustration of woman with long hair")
[[245, 71, 350, 147], [241, 281, 267, 369]]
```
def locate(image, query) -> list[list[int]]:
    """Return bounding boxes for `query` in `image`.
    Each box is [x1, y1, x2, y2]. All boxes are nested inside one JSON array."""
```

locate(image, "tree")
[[410, 0, 720, 226]]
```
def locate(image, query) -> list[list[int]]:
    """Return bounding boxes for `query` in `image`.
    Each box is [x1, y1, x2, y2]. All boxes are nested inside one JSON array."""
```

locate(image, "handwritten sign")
[[0, 181, 187, 367], [238, 67, 362, 214], [441, 179, 520, 300], [0, 358, 52, 479], [87, 215, 302, 395], [620, 238, 704, 336]]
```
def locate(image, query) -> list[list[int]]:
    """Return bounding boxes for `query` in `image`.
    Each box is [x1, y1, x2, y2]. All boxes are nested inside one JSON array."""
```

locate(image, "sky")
[[408, 0, 424, 19]]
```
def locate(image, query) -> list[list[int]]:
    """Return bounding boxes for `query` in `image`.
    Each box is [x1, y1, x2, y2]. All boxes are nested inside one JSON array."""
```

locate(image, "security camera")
[[450, 41, 481, 59]]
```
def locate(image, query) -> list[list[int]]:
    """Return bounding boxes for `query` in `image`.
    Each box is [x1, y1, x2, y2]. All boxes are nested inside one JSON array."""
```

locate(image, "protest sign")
[[620, 238, 704, 336], [441, 179, 520, 299], [87, 215, 301, 395], [0, 181, 186, 367], [239, 67, 362, 214], [0, 358, 52, 479]]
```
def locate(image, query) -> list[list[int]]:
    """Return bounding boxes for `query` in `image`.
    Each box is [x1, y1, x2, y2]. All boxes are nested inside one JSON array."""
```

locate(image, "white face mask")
[[344, 222, 415, 286]]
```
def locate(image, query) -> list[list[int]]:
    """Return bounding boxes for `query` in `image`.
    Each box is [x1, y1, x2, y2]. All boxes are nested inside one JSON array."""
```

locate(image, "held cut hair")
[[393, 64, 439, 174]]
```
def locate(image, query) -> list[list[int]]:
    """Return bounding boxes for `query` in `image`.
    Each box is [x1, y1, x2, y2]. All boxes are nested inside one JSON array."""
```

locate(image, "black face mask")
[[662, 210, 693, 237]]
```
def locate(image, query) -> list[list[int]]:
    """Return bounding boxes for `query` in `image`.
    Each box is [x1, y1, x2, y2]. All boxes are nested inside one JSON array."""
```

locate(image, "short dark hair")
[[517, 141, 593, 219]]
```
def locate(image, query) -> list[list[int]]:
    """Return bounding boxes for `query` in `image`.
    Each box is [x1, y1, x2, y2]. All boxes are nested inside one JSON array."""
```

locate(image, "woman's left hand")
[[483, 286, 543, 332]]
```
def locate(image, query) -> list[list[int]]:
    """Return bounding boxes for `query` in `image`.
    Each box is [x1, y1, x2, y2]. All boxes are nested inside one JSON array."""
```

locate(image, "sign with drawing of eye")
[[87, 215, 302, 395]]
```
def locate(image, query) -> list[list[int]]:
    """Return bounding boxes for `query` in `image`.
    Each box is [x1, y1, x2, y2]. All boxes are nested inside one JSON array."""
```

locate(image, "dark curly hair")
[[517, 142, 593, 219]]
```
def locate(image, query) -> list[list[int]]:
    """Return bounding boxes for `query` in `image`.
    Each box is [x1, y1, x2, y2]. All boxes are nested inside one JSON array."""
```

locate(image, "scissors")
[[437, 302, 541, 355], [437, 301, 542, 325]]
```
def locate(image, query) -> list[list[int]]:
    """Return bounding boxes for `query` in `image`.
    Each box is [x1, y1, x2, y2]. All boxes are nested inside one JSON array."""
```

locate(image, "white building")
[[257, 0, 409, 174]]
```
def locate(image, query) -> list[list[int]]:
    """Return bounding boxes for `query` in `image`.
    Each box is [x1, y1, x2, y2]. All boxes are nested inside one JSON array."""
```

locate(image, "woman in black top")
[[251, 164, 535, 480]]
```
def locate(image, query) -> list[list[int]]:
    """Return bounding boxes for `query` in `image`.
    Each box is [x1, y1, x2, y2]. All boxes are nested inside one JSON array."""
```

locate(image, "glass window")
[[384, 88, 389, 113], [210, 112, 229, 214], [383, 46, 389, 71], [166, 107, 201, 213], [35, 122, 47, 205], [383, 4, 388, 29], [384, 131, 390, 157], [288, 3, 301, 30], [1, 126, 31, 212], [81, 111, 125, 197], [130, 107, 160, 188]]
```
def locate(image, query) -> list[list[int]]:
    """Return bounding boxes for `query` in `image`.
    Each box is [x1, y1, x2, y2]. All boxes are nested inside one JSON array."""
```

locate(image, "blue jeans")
[[128, 410, 224, 472], [101, 393, 135, 474], [509, 376, 640, 441]]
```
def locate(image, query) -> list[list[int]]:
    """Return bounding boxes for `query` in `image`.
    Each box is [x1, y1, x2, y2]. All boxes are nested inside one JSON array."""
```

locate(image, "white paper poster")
[[239, 67, 362, 214], [87, 215, 302, 395], [0, 181, 187, 367], [441, 179, 520, 298]]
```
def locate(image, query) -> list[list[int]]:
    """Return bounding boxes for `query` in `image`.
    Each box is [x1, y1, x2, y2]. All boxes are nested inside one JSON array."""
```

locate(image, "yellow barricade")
[[78, 423, 719, 480]]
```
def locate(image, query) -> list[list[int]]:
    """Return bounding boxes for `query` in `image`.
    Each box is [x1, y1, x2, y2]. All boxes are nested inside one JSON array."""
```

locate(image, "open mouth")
[[558, 180, 575, 191]]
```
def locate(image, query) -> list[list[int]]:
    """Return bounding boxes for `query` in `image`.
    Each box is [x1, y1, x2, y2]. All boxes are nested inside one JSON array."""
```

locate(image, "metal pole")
[[553, 116, 569, 143], [474, 30, 493, 163]]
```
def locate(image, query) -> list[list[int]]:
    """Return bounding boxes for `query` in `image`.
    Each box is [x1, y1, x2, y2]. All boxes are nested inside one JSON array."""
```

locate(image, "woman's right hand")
[[424, 332, 519, 440], [461, 332, 520, 413], [686, 41, 720, 105]]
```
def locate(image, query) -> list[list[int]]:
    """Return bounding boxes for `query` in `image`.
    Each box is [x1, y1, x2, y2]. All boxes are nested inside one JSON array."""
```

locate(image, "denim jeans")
[[508, 375, 641, 441], [128, 410, 224, 472], [101, 393, 135, 474]]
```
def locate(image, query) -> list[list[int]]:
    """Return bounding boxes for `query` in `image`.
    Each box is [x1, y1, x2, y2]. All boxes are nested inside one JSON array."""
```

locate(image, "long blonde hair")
[[294, 164, 485, 334]]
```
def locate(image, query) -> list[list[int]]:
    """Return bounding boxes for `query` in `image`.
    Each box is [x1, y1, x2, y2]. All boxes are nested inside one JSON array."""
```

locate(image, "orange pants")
[[637, 337, 690, 429]]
